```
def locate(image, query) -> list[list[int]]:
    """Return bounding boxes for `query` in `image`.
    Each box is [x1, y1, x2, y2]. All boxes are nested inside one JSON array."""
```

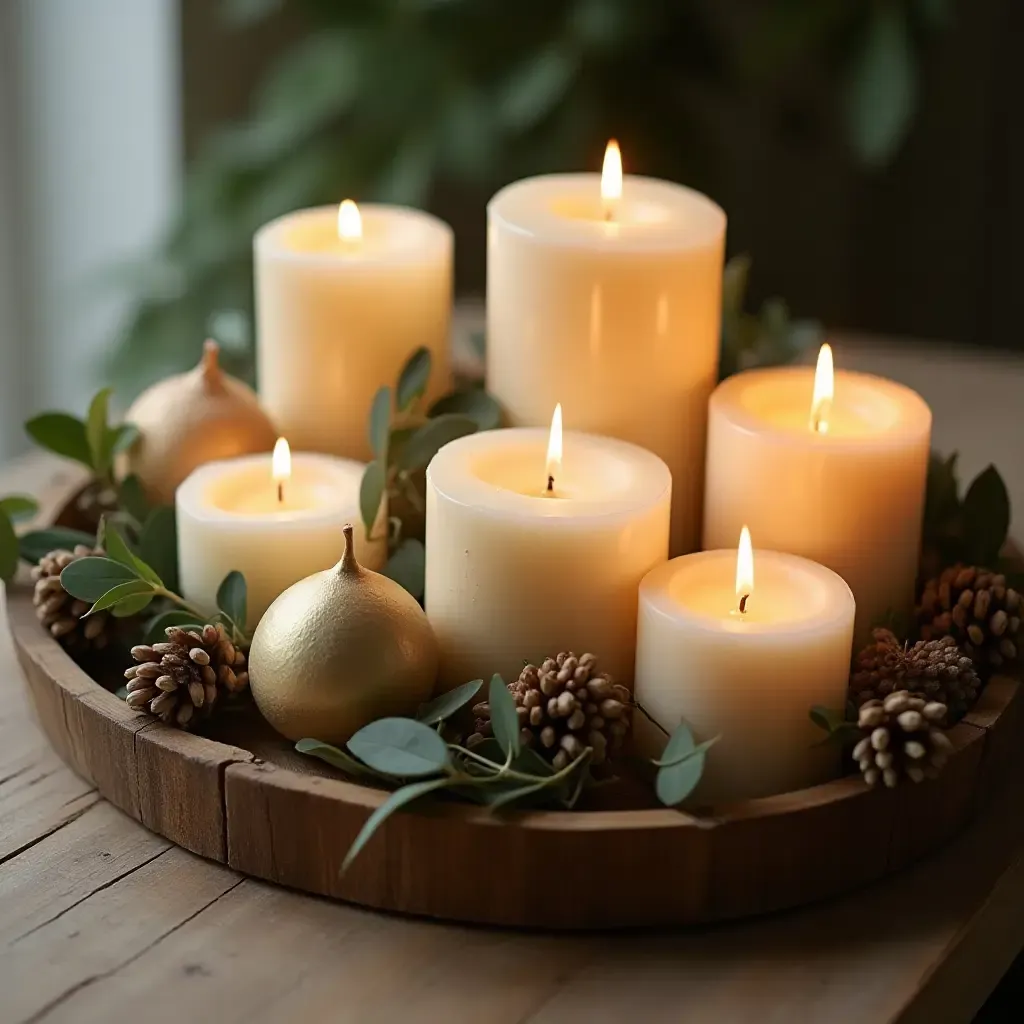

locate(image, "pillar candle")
[[177, 442, 386, 629], [425, 417, 671, 689], [486, 143, 726, 555], [703, 347, 931, 643], [255, 202, 453, 461], [634, 532, 855, 804]]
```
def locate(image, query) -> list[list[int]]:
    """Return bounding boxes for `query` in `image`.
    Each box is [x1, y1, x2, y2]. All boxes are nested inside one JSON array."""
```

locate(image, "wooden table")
[[2, 340, 1024, 1024]]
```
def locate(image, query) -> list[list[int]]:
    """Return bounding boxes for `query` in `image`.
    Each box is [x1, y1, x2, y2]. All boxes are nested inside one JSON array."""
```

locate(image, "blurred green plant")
[[111, 0, 951, 395]]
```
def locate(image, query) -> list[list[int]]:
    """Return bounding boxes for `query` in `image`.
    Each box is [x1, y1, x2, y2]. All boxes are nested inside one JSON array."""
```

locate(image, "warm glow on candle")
[[545, 403, 563, 494], [810, 343, 834, 435], [601, 140, 622, 220], [272, 437, 291, 503], [337, 199, 362, 241], [735, 525, 754, 614]]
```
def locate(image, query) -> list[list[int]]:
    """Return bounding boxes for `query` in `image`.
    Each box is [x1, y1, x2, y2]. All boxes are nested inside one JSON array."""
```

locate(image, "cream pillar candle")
[[703, 346, 932, 643], [487, 143, 726, 555], [425, 413, 671, 689], [177, 440, 386, 629], [255, 201, 453, 460], [635, 530, 855, 804]]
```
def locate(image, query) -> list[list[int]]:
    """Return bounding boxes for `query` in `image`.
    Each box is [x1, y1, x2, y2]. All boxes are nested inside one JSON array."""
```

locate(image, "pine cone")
[[32, 545, 112, 652], [467, 652, 632, 770], [850, 627, 980, 721], [853, 690, 953, 788], [917, 565, 1021, 677], [124, 624, 248, 729]]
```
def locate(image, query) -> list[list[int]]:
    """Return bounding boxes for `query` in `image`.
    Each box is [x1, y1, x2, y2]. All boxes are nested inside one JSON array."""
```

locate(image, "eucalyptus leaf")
[[651, 736, 719, 768], [488, 674, 520, 760], [653, 721, 712, 806], [416, 678, 484, 726], [368, 386, 392, 463], [397, 414, 478, 472], [359, 461, 387, 536], [348, 717, 450, 777], [111, 590, 156, 618], [486, 778, 555, 811], [396, 346, 432, 412], [382, 538, 425, 600], [118, 474, 150, 525], [85, 388, 114, 475], [60, 557, 139, 602], [385, 426, 418, 469], [24, 413, 92, 468], [962, 465, 1010, 566], [144, 609, 204, 644], [342, 777, 451, 874], [86, 579, 156, 615], [427, 390, 502, 431], [139, 507, 178, 591], [111, 422, 141, 456], [809, 705, 848, 735], [19, 528, 96, 564], [216, 570, 248, 629], [0, 513, 18, 583], [100, 520, 163, 586], [295, 737, 379, 779], [0, 495, 39, 523]]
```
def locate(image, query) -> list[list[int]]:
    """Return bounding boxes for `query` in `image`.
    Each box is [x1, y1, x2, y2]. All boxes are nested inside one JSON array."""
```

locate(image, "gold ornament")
[[248, 524, 439, 742], [122, 340, 278, 505]]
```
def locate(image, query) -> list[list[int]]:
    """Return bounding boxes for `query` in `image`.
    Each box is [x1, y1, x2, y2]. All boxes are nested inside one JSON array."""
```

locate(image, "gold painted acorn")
[[122, 340, 278, 505], [248, 524, 439, 742]]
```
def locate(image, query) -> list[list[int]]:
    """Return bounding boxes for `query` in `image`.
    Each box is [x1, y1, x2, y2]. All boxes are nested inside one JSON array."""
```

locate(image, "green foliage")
[[923, 453, 1011, 572], [381, 538, 426, 600], [487, 673, 520, 760], [217, 570, 249, 632], [0, 510, 18, 583], [809, 704, 862, 748], [106, 0, 949, 398], [653, 722, 718, 807], [0, 496, 40, 523], [18, 528, 96, 565], [348, 717, 451, 777], [415, 678, 483, 726]]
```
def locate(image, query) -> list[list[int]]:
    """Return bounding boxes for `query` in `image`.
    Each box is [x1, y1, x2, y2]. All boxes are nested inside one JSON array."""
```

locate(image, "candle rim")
[[488, 173, 726, 253], [176, 451, 373, 528], [255, 203, 453, 266], [711, 365, 932, 449], [427, 427, 671, 522], [640, 549, 856, 637]]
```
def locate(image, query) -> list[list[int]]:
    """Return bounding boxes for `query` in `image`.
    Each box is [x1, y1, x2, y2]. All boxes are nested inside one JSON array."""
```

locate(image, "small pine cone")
[[466, 652, 631, 769], [853, 690, 952, 788], [850, 627, 981, 722], [124, 623, 249, 729], [31, 545, 112, 653], [917, 565, 1021, 678]]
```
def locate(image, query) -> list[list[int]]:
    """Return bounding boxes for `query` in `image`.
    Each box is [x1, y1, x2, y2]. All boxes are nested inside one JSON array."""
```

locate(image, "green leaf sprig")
[[0, 495, 41, 583], [809, 705, 861, 748], [25, 387, 139, 489], [58, 518, 250, 646], [360, 346, 502, 599], [634, 701, 719, 807], [296, 674, 594, 873]]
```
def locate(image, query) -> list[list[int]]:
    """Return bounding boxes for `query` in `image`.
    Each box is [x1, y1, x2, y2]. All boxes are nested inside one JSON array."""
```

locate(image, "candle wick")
[[277, 482, 284, 504], [546, 474, 555, 495], [739, 593, 749, 614]]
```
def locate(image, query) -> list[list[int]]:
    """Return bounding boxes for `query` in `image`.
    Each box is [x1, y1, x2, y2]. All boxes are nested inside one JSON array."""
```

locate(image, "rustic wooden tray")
[[8, 574, 1022, 930]]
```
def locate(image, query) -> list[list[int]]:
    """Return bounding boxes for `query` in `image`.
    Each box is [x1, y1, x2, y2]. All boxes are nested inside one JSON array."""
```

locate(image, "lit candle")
[[255, 201, 453, 460], [176, 439, 387, 629], [487, 141, 726, 555], [703, 346, 931, 642], [634, 529, 855, 804], [425, 411, 671, 689]]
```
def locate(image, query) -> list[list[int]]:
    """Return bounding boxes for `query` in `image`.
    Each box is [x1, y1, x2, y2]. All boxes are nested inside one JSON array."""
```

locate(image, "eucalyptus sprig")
[[633, 701, 719, 807], [809, 705, 862, 748], [360, 346, 502, 599], [0, 495, 41, 583], [297, 674, 594, 872], [25, 388, 139, 490], [57, 518, 250, 647]]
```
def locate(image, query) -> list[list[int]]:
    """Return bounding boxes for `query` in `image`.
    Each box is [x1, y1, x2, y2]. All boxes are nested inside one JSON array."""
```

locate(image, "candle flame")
[[810, 343, 834, 435], [337, 199, 362, 241], [545, 403, 563, 494], [601, 140, 622, 220], [735, 526, 754, 614], [272, 438, 291, 505]]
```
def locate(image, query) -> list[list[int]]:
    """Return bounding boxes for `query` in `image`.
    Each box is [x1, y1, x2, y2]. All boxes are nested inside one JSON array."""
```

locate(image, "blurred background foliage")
[[112, 0, 952, 395]]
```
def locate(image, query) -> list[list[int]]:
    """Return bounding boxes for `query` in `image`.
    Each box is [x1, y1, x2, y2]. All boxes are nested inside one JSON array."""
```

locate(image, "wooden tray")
[[8, 578, 1023, 930]]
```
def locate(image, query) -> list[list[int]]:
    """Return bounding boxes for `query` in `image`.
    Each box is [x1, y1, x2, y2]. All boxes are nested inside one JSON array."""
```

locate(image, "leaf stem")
[[633, 700, 671, 738]]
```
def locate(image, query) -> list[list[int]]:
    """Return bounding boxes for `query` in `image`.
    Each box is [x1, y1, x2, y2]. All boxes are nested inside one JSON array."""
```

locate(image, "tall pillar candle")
[[255, 202, 453, 460], [486, 145, 726, 555], [703, 347, 931, 642], [425, 420, 671, 689], [634, 534, 855, 804]]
